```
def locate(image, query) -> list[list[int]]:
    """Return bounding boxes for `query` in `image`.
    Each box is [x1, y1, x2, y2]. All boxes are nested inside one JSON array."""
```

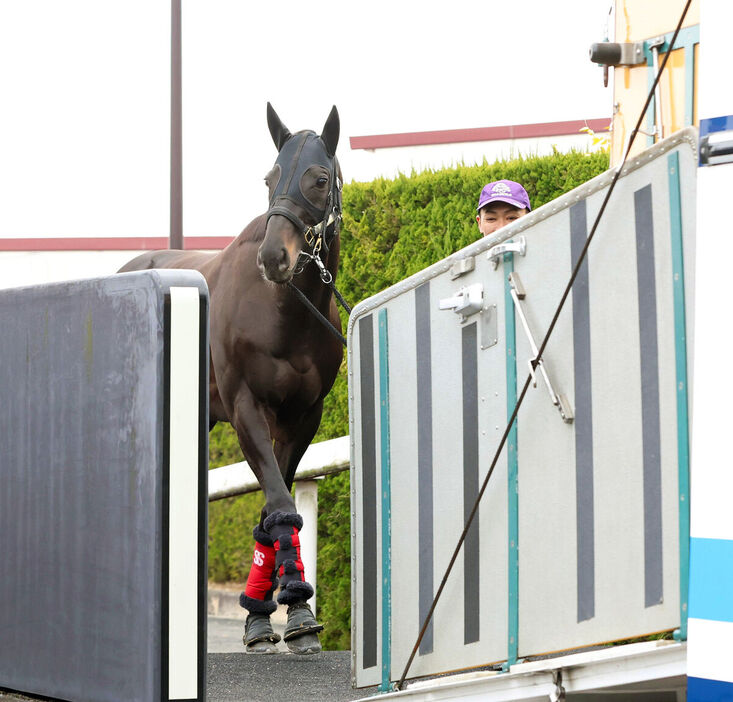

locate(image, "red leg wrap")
[[244, 541, 277, 600]]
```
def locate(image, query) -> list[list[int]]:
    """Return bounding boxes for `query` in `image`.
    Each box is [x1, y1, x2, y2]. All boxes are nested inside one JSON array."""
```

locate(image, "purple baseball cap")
[[477, 180, 531, 212]]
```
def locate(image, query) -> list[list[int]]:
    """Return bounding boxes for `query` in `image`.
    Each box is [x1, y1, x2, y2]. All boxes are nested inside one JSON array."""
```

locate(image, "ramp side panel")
[[350, 129, 697, 685], [0, 271, 208, 702], [516, 140, 696, 654], [350, 313, 384, 688], [386, 272, 510, 680], [0, 276, 163, 702]]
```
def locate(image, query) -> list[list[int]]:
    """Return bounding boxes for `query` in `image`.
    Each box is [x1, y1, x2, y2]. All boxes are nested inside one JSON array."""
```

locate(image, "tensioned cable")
[[397, 0, 693, 689]]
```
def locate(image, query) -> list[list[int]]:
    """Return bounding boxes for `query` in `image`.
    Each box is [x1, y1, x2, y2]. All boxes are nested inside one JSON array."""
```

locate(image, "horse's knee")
[[263, 495, 296, 519]]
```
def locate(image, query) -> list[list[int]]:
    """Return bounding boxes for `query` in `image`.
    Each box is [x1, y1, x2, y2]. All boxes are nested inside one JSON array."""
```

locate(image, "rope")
[[286, 281, 347, 347], [396, 0, 694, 689], [329, 280, 352, 315]]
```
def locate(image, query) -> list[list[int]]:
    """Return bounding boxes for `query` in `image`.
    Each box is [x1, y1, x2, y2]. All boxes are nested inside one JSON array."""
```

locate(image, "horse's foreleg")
[[230, 390, 295, 651], [273, 400, 324, 488], [267, 401, 324, 603], [230, 390, 295, 517], [265, 403, 326, 653]]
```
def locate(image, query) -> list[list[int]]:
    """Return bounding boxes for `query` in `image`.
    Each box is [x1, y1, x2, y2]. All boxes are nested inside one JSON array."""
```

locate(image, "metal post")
[[294, 480, 319, 614], [170, 0, 183, 250]]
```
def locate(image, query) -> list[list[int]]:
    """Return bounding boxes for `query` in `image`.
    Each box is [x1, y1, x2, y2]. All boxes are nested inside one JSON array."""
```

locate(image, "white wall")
[[347, 133, 602, 182]]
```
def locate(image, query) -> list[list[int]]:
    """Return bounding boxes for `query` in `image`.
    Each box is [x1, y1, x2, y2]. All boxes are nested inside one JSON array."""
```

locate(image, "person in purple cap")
[[476, 179, 531, 237]]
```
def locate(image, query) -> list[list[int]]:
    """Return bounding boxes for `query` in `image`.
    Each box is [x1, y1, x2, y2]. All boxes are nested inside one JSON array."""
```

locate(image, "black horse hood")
[[269, 131, 335, 223]]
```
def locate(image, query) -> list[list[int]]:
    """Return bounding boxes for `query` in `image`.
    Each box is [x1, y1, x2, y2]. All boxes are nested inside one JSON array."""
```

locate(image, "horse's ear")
[[320, 105, 340, 158], [267, 102, 291, 152]]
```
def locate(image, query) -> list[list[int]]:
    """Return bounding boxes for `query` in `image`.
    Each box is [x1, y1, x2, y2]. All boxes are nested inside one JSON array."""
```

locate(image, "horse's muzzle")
[[256, 243, 293, 283], [258, 215, 304, 283]]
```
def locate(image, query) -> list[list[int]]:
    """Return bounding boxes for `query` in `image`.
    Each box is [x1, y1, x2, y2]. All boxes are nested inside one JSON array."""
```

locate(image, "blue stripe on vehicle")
[[358, 314, 377, 669], [415, 282, 434, 655], [668, 151, 690, 641], [689, 537, 733, 623], [378, 309, 392, 691], [688, 676, 733, 702], [634, 184, 664, 609], [570, 200, 595, 623]]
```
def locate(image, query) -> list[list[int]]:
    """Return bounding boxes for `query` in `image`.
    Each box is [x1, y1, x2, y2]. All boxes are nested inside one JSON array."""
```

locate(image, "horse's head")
[[257, 103, 342, 284]]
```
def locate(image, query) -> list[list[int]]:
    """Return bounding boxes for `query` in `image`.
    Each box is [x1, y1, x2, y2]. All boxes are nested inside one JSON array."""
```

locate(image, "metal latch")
[[439, 283, 483, 321], [508, 272, 574, 423], [487, 236, 526, 269]]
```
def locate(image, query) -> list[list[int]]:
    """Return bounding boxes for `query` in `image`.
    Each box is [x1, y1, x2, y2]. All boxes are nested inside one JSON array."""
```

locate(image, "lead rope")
[[286, 280, 348, 347], [396, 0, 694, 690]]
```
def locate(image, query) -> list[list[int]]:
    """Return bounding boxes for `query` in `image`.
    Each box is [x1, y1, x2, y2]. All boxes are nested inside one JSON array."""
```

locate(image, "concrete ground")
[[0, 587, 377, 702]]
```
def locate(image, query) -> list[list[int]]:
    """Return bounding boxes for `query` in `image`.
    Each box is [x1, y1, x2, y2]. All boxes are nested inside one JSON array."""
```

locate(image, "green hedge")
[[208, 148, 609, 650]]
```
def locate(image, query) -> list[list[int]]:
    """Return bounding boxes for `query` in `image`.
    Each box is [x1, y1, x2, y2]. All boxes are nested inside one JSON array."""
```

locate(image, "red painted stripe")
[[0, 236, 234, 252], [350, 118, 611, 150]]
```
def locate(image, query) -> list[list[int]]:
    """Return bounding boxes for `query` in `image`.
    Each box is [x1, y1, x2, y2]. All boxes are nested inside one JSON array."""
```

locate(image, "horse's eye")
[[317, 176, 328, 187]]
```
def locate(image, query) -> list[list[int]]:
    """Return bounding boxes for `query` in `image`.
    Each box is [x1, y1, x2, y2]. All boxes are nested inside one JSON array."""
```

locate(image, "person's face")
[[476, 202, 528, 237]]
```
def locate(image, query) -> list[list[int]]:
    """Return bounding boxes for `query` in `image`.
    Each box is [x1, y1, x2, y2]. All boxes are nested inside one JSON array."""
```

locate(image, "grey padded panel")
[[0, 270, 208, 702]]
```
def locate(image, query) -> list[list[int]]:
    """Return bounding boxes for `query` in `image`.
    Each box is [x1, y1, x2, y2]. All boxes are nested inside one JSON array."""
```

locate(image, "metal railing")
[[207, 434, 350, 613]]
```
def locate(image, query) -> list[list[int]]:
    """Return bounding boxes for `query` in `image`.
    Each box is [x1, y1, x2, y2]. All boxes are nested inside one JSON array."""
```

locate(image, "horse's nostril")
[[278, 248, 289, 271]]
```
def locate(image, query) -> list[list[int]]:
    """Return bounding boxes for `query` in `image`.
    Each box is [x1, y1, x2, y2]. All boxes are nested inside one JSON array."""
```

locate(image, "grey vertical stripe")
[[462, 322, 480, 644], [634, 184, 664, 607], [359, 315, 378, 668], [415, 283, 434, 654], [571, 201, 595, 622]]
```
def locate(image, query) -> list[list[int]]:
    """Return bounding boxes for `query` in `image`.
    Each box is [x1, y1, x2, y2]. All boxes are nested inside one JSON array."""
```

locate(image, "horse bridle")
[[264, 130, 350, 346], [265, 131, 342, 283]]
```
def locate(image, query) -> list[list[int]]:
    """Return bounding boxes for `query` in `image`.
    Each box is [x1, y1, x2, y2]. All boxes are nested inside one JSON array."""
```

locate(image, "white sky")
[[0, 1, 614, 239]]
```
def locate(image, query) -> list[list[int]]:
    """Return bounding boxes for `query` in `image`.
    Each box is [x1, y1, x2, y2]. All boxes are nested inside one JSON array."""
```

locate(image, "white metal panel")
[[350, 129, 697, 687]]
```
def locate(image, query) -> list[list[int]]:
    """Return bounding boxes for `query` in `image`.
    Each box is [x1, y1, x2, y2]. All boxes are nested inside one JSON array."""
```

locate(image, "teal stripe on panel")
[[378, 309, 392, 692], [668, 151, 691, 641], [504, 253, 519, 667], [689, 538, 733, 623]]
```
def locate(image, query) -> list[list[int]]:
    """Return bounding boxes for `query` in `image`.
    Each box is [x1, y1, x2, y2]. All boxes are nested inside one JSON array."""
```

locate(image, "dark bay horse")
[[120, 104, 344, 654]]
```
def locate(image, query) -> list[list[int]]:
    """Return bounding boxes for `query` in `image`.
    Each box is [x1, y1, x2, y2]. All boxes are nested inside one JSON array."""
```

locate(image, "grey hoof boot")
[[284, 602, 323, 655], [243, 613, 281, 654]]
